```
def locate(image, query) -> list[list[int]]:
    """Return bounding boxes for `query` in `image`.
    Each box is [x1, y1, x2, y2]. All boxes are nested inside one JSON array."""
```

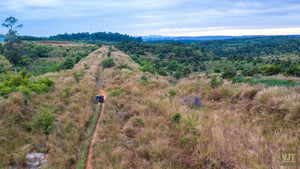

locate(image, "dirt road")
[[85, 101, 105, 169]]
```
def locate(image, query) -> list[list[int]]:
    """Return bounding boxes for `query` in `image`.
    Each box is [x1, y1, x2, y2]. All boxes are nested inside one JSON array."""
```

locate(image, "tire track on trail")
[[85, 101, 105, 169], [85, 46, 109, 169]]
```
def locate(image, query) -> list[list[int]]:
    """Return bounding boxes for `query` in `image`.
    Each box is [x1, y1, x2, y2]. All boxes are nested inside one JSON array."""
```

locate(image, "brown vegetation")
[[91, 47, 299, 168]]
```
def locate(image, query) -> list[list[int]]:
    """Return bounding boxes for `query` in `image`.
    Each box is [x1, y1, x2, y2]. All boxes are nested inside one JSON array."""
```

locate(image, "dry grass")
[[0, 46, 109, 168], [90, 48, 300, 169], [1, 46, 298, 168]]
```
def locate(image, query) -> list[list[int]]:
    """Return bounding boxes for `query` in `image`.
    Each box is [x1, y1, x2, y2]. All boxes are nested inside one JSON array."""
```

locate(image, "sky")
[[0, 0, 300, 37]]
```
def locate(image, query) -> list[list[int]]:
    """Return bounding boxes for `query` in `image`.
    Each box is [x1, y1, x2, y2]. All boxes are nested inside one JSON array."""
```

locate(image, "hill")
[[0, 39, 299, 168]]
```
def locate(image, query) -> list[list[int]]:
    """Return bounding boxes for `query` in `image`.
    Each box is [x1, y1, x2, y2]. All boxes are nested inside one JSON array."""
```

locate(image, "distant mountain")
[[142, 35, 300, 42]]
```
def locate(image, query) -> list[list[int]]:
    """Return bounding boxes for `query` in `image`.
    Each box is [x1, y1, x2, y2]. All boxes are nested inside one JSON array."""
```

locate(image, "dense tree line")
[[49, 32, 142, 42]]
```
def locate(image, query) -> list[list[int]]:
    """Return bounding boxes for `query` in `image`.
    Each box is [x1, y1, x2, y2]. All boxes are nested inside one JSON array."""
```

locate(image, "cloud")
[[158, 27, 300, 36], [1, 0, 300, 36]]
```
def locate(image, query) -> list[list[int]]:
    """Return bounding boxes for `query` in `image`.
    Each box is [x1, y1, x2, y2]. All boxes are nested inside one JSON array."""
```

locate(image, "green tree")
[[2, 16, 23, 75], [101, 58, 115, 68], [222, 67, 237, 79]]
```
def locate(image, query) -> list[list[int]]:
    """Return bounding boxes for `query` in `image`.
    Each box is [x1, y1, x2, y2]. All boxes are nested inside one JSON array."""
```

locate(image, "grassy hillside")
[[0, 45, 107, 168], [90, 47, 299, 168], [0, 42, 299, 168]]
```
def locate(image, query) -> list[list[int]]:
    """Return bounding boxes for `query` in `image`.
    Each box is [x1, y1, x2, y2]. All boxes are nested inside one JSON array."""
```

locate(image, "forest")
[[115, 36, 300, 81], [21, 32, 143, 43]]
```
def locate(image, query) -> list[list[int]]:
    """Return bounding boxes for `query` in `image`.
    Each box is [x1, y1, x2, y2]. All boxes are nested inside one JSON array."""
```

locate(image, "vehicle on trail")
[[96, 95, 104, 103]]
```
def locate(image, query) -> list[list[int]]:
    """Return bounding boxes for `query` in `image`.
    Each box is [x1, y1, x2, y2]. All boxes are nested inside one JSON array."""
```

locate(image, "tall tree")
[[2, 16, 23, 75]]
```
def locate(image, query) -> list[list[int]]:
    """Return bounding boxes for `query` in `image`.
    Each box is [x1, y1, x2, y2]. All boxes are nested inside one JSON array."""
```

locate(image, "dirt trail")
[[85, 46, 109, 169], [85, 102, 105, 169]]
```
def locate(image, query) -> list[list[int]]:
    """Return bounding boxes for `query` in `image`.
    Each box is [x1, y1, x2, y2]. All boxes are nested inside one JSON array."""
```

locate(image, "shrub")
[[139, 61, 156, 74], [30, 107, 55, 136], [222, 67, 236, 79], [110, 89, 123, 97], [260, 65, 281, 76], [61, 87, 73, 98], [157, 69, 168, 76], [173, 71, 183, 79], [73, 71, 85, 83], [117, 64, 132, 70], [0, 83, 12, 98], [28, 78, 55, 94], [84, 64, 89, 70], [242, 67, 260, 76], [172, 113, 181, 123], [37, 78, 55, 88], [102, 58, 115, 68], [168, 89, 176, 97], [18, 86, 31, 96], [210, 75, 223, 88], [214, 69, 221, 73], [59, 58, 74, 70], [135, 118, 144, 127], [139, 74, 148, 85]]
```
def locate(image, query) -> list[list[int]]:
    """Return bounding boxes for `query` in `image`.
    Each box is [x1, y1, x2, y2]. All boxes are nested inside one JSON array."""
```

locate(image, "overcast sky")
[[1, 0, 300, 37]]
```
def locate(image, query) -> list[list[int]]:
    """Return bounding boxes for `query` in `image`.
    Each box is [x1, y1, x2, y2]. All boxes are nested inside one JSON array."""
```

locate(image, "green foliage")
[[157, 69, 168, 76], [28, 78, 55, 94], [110, 89, 123, 97], [139, 74, 148, 85], [117, 64, 132, 70], [234, 77, 299, 87], [260, 65, 282, 76], [172, 113, 181, 124], [30, 107, 55, 136], [73, 71, 85, 83], [168, 89, 176, 97], [130, 54, 139, 63], [59, 58, 74, 70], [84, 64, 89, 70], [285, 64, 300, 77], [0, 72, 54, 98], [2, 16, 23, 75], [101, 58, 115, 68], [139, 60, 156, 74], [242, 67, 260, 76], [222, 67, 237, 79], [210, 75, 223, 88], [61, 87, 73, 98], [135, 118, 144, 127], [173, 71, 183, 79], [116, 37, 300, 80]]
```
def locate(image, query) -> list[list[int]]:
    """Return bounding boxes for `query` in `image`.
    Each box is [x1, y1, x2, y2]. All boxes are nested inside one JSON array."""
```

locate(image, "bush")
[[135, 118, 144, 127], [117, 64, 132, 70], [173, 71, 183, 79], [30, 107, 55, 136], [139, 74, 148, 85], [59, 58, 75, 70], [73, 71, 85, 83], [260, 65, 281, 76], [242, 67, 260, 76], [110, 89, 123, 97], [102, 58, 115, 68], [210, 75, 223, 88], [172, 113, 181, 123], [157, 69, 168, 76], [139, 60, 156, 74], [222, 67, 236, 79], [168, 89, 176, 97], [0, 73, 54, 97]]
